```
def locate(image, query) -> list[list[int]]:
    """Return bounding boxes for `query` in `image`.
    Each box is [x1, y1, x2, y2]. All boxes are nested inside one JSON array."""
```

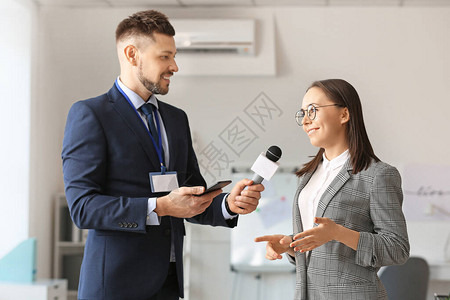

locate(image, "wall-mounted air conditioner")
[[171, 19, 255, 56], [169, 14, 275, 76]]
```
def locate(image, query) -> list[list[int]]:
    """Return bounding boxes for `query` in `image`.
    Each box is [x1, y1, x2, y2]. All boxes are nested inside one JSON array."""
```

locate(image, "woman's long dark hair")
[[296, 79, 379, 177]]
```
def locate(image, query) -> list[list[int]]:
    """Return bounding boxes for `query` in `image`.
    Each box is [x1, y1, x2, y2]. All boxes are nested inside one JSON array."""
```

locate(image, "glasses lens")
[[295, 110, 304, 126], [307, 105, 316, 120]]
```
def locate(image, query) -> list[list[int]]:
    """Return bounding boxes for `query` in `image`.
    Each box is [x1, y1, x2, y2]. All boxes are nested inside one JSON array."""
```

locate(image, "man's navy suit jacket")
[[62, 84, 237, 300]]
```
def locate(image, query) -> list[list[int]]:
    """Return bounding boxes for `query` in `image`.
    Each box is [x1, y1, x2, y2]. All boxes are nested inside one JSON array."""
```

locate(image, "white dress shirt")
[[298, 149, 349, 232]]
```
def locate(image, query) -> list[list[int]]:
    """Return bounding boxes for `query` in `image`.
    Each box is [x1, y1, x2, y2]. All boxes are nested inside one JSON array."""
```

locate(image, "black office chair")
[[434, 293, 450, 300], [379, 256, 429, 300]]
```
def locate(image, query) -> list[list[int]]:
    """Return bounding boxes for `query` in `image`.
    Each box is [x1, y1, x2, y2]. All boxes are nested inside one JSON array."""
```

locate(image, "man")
[[62, 10, 264, 300]]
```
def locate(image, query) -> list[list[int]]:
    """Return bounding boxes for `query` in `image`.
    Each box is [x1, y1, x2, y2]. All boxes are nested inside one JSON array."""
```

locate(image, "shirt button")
[[133, 223, 138, 228], [119, 222, 124, 228]]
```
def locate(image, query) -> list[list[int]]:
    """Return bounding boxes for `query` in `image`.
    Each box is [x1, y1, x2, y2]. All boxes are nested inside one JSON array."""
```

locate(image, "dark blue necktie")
[[140, 103, 165, 165]]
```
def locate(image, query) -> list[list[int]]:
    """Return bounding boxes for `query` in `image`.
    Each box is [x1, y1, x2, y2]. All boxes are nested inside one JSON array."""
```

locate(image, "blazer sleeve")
[[62, 101, 148, 233], [355, 164, 410, 267]]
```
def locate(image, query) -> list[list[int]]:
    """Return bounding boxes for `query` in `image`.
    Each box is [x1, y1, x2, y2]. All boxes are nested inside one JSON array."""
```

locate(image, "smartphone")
[[197, 180, 232, 196]]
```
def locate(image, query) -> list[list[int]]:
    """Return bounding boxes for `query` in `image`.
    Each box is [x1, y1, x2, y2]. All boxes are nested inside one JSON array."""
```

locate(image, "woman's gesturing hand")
[[254, 234, 294, 260]]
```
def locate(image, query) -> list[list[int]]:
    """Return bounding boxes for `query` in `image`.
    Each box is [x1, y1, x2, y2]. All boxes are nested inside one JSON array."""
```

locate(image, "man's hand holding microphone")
[[155, 145, 282, 218]]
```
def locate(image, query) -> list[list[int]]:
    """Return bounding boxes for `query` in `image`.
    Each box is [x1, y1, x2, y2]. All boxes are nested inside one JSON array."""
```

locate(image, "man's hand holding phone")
[[155, 179, 264, 218], [155, 186, 223, 218]]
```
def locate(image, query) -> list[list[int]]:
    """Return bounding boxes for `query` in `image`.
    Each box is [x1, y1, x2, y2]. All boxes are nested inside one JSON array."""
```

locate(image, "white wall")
[[33, 5, 450, 299], [0, 0, 36, 258]]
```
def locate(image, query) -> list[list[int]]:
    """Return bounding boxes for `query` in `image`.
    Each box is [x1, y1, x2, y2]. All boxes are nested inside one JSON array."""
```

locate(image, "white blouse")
[[298, 150, 350, 232]]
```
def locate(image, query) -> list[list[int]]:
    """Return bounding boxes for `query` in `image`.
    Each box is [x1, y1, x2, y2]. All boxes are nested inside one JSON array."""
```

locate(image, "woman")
[[255, 79, 409, 300]]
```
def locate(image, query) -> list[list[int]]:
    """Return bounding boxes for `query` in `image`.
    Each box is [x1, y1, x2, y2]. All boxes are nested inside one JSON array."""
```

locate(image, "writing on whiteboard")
[[405, 186, 450, 198], [403, 164, 450, 221]]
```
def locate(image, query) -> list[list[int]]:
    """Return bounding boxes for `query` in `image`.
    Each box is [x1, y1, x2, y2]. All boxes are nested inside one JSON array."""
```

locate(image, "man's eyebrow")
[[160, 50, 176, 55]]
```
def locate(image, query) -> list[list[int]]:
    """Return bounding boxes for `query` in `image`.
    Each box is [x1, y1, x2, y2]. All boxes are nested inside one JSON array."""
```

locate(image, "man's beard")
[[137, 63, 169, 95]]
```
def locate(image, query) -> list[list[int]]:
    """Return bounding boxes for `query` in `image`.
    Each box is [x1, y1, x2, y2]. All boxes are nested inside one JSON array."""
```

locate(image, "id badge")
[[149, 171, 179, 193]]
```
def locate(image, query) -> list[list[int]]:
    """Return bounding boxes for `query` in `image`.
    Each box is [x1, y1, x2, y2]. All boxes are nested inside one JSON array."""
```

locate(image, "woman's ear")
[[341, 107, 350, 125]]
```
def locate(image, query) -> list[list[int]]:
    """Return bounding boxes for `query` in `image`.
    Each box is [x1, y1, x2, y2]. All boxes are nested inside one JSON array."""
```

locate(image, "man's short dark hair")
[[115, 10, 175, 43]]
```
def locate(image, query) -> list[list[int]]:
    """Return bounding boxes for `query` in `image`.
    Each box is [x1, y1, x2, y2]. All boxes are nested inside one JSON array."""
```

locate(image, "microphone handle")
[[237, 173, 262, 210], [251, 174, 264, 185]]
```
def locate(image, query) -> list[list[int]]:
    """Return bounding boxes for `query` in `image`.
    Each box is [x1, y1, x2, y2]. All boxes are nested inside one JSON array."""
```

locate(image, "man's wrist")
[[154, 196, 168, 216], [225, 197, 238, 216]]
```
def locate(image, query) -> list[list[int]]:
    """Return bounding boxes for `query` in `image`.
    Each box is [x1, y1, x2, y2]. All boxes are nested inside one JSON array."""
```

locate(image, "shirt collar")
[[116, 76, 159, 110], [322, 149, 350, 171]]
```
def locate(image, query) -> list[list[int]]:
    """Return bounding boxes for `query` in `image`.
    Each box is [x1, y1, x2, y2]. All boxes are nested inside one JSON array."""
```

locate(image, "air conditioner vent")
[[172, 19, 255, 56]]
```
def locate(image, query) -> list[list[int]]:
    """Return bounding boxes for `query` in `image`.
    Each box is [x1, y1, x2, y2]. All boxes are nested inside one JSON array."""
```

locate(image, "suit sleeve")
[[180, 110, 238, 228], [62, 101, 148, 233], [355, 165, 410, 267]]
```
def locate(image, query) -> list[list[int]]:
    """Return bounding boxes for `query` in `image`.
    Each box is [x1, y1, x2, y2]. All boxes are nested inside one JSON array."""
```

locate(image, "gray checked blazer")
[[288, 159, 410, 300]]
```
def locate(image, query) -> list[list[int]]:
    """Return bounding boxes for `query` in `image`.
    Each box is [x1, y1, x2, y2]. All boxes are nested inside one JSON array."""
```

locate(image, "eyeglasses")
[[295, 104, 343, 126]]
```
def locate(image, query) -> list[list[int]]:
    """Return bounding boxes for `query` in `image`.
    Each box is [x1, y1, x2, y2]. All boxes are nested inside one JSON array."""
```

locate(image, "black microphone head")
[[266, 145, 282, 162]]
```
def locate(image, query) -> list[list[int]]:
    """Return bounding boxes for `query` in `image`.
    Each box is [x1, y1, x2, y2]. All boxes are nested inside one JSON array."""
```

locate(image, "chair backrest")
[[379, 257, 429, 300]]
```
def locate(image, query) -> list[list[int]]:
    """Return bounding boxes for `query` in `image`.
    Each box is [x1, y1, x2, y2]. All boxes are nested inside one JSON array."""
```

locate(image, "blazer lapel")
[[293, 172, 313, 299], [107, 85, 161, 170], [293, 172, 314, 234], [315, 159, 352, 218]]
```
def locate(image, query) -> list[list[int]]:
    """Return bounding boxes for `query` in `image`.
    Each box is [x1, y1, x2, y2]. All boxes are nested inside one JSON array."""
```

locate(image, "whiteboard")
[[230, 171, 298, 273]]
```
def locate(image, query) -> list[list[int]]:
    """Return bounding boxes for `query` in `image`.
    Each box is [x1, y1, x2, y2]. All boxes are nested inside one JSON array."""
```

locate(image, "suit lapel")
[[315, 159, 352, 218], [107, 85, 161, 171], [157, 101, 177, 172]]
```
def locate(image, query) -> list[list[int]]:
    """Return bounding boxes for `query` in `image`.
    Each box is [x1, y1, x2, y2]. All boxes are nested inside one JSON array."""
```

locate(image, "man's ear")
[[123, 44, 138, 66], [341, 107, 350, 125]]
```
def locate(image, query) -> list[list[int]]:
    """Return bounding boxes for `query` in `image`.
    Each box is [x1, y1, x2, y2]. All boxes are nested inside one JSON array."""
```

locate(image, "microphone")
[[251, 145, 282, 184]]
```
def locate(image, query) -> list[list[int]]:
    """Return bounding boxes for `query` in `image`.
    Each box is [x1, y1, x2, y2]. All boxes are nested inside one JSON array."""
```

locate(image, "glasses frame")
[[295, 104, 343, 126]]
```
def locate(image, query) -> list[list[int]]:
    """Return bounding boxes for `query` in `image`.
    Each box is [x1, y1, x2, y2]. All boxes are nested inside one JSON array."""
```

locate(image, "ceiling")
[[31, 0, 450, 8]]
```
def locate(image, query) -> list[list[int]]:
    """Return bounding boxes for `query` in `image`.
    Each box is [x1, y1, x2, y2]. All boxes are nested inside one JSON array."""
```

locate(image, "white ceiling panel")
[[254, 0, 327, 6], [402, 0, 450, 5], [106, 0, 180, 6], [328, 0, 401, 6], [30, 0, 450, 7], [34, 0, 181, 6], [36, 0, 109, 6], [179, 0, 253, 6]]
